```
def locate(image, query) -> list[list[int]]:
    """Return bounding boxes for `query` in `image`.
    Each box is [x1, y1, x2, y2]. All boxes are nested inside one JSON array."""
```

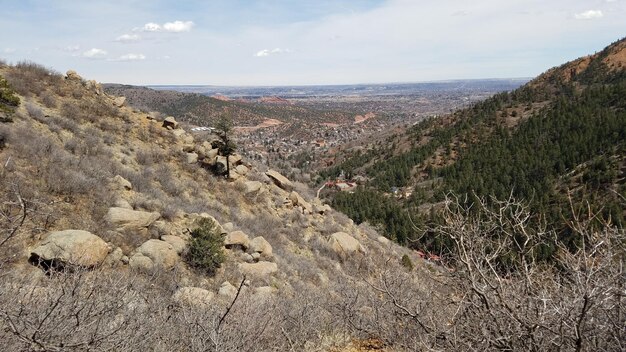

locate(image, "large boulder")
[[30, 230, 110, 269], [186, 152, 198, 164], [161, 235, 187, 254], [205, 148, 219, 162], [113, 96, 126, 107], [249, 236, 272, 257], [234, 164, 249, 176], [163, 116, 179, 129], [111, 175, 132, 190], [129, 239, 178, 271], [244, 181, 262, 194], [266, 169, 293, 191], [105, 207, 160, 231], [86, 80, 103, 95], [229, 153, 243, 165], [238, 261, 278, 277], [172, 287, 214, 307], [65, 70, 82, 81], [218, 281, 238, 299], [224, 230, 250, 250], [329, 232, 365, 256], [289, 191, 312, 214]]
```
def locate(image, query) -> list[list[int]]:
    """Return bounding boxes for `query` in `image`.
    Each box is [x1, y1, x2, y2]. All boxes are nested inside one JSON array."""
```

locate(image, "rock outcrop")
[[129, 239, 178, 271], [218, 281, 238, 299], [289, 191, 312, 214], [224, 230, 250, 250], [238, 261, 278, 277], [249, 236, 273, 257], [111, 175, 132, 190], [30, 230, 110, 269], [163, 116, 179, 129], [329, 232, 365, 256], [161, 235, 187, 254], [65, 70, 82, 81], [266, 169, 293, 191], [105, 207, 160, 231], [244, 181, 262, 194], [113, 96, 126, 107]]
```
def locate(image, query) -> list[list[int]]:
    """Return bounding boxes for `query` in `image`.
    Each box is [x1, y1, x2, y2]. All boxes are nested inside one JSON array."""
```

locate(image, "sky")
[[1, 0, 625, 86]]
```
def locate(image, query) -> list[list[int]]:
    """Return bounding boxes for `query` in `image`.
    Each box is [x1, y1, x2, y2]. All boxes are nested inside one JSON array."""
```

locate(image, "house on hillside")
[[335, 182, 357, 192]]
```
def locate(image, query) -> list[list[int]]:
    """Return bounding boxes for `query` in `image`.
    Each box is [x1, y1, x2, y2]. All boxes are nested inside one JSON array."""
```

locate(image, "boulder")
[[289, 191, 312, 214], [30, 230, 110, 269], [244, 181, 262, 194], [103, 247, 124, 267], [129, 239, 178, 271], [311, 199, 331, 215], [114, 198, 133, 209], [65, 70, 82, 81], [172, 287, 214, 307], [186, 152, 198, 164], [85, 80, 103, 95], [172, 129, 186, 138], [206, 148, 219, 161], [113, 96, 126, 108], [111, 175, 132, 190], [128, 253, 153, 271], [266, 169, 293, 191], [377, 236, 391, 246], [224, 230, 250, 250], [222, 222, 234, 233], [249, 236, 272, 257], [105, 207, 160, 231], [329, 232, 365, 256], [183, 135, 194, 145], [163, 116, 179, 129], [218, 281, 238, 299], [192, 213, 227, 235], [238, 261, 278, 277], [241, 252, 255, 263], [235, 164, 249, 176], [229, 153, 243, 165], [161, 235, 187, 254]]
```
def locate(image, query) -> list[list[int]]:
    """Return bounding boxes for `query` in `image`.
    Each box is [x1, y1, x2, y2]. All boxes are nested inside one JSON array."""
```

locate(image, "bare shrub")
[[40, 90, 57, 108], [154, 165, 184, 197], [25, 101, 45, 122], [135, 146, 166, 166], [348, 194, 626, 351]]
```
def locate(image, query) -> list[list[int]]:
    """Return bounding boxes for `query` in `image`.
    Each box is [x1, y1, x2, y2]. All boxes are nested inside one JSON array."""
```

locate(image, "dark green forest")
[[323, 39, 626, 259]]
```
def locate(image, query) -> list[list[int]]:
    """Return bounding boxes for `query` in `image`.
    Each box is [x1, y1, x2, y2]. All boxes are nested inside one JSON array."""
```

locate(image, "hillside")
[[320, 38, 626, 252], [103, 84, 360, 132], [0, 59, 623, 351]]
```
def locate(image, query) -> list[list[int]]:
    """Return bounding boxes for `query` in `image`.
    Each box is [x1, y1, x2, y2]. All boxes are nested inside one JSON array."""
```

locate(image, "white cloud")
[[115, 34, 141, 42], [254, 48, 291, 57], [142, 22, 162, 32], [81, 48, 107, 58], [136, 21, 194, 33], [112, 53, 146, 61], [63, 45, 80, 52], [574, 10, 603, 19], [163, 20, 194, 32], [3, 48, 16, 54]]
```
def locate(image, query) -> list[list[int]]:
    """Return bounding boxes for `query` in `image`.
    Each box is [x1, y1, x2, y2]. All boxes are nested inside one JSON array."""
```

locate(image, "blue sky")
[[1, 0, 624, 85]]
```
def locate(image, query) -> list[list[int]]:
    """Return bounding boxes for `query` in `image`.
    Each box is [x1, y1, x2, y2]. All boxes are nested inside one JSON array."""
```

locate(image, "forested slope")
[[322, 38, 626, 254]]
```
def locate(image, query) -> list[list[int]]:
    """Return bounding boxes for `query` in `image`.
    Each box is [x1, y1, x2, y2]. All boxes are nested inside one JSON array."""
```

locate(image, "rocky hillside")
[[0, 60, 622, 351], [0, 61, 437, 351]]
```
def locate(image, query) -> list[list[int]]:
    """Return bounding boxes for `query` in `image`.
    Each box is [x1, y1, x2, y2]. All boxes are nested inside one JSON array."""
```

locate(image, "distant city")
[[148, 78, 530, 99]]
